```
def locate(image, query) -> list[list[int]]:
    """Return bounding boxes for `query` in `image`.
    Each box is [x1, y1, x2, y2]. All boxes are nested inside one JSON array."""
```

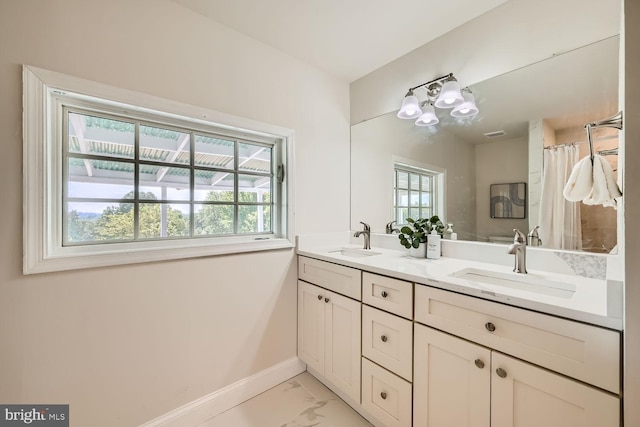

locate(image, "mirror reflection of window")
[[394, 164, 442, 225]]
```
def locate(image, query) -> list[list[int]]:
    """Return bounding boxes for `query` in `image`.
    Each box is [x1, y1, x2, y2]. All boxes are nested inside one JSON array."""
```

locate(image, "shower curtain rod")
[[598, 147, 619, 156], [543, 134, 618, 149]]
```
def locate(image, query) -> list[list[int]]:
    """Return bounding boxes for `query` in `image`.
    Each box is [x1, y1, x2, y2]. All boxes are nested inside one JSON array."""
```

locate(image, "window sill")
[[24, 237, 295, 274]]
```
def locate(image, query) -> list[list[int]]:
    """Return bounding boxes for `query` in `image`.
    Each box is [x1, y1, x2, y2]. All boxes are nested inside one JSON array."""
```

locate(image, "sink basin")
[[450, 268, 576, 298], [328, 248, 382, 258]]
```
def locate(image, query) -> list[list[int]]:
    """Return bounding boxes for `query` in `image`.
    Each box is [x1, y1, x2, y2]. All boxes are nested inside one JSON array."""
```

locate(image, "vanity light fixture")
[[397, 89, 422, 119], [450, 89, 480, 118], [415, 102, 439, 126], [397, 73, 479, 127], [433, 75, 464, 108]]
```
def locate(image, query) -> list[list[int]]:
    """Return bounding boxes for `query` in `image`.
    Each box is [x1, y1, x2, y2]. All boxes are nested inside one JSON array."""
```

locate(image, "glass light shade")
[[415, 104, 439, 126], [397, 91, 422, 119], [434, 79, 464, 108], [450, 92, 479, 118]]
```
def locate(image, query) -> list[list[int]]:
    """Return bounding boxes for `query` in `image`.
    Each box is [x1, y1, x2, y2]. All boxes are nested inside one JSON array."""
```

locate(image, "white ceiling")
[[172, 0, 511, 82]]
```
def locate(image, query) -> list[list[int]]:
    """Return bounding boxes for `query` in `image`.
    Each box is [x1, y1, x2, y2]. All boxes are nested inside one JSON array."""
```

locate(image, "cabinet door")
[[324, 290, 361, 404], [414, 324, 491, 427], [491, 352, 620, 427], [297, 280, 325, 374]]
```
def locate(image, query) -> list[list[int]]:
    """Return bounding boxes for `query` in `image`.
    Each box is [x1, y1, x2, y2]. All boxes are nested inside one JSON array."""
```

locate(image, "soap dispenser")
[[444, 224, 458, 240], [426, 227, 441, 259]]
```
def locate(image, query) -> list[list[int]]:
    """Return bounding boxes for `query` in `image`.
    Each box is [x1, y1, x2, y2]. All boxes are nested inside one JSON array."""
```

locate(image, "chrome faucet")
[[354, 221, 371, 249], [527, 226, 542, 247], [507, 229, 527, 274], [385, 220, 399, 234]]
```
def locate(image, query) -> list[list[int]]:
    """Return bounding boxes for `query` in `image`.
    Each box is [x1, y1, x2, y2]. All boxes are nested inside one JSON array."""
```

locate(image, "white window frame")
[[393, 157, 446, 224], [23, 65, 295, 274]]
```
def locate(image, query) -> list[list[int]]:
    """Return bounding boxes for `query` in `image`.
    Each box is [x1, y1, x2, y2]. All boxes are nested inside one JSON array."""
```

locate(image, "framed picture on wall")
[[490, 182, 526, 219]]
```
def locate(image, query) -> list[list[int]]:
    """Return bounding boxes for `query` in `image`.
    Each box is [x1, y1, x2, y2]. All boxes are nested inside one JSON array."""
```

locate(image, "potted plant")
[[398, 217, 430, 257], [399, 216, 446, 257]]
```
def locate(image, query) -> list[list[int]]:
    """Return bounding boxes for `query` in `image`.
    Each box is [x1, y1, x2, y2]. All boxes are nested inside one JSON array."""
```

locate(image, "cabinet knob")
[[474, 359, 485, 369], [485, 322, 496, 332], [380, 391, 387, 400], [317, 295, 322, 300], [324, 297, 330, 303], [496, 368, 507, 378], [381, 335, 388, 342], [381, 290, 388, 298]]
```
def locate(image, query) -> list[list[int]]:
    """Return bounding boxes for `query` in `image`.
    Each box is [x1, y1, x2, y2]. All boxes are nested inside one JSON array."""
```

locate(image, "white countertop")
[[297, 242, 622, 330]]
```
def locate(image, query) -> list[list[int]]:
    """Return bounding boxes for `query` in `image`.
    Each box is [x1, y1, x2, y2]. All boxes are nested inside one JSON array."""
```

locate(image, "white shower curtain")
[[539, 145, 582, 250]]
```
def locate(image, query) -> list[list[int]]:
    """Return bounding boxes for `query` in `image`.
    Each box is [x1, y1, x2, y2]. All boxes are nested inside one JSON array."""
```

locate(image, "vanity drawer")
[[361, 357, 412, 427], [414, 285, 620, 393], [298, 256, 361, 300], [362, 305, 413, 381], [362, 272, 413, 319]]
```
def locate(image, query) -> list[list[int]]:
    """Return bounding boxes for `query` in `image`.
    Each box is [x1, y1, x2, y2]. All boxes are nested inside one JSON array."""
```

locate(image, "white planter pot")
[[409, 242, 426, 258]]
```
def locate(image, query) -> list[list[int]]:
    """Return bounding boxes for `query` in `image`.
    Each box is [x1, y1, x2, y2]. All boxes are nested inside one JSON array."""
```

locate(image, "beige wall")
[[0, 1, 350, 425], [474, 137, 529, 241]]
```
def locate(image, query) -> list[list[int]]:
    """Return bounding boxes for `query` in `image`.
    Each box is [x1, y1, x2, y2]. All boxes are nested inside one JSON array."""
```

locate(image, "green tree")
[[194, 191, 235, 235], [195, 191, 271, 235], [66, 210, 96, 242], [93, 191, 189, 240]]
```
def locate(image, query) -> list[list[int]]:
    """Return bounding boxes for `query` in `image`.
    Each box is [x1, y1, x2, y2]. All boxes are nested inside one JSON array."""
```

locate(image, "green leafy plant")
[[428, 215, 445, 235], [398, 217, 430, 249], [398, 216, 446, 249]]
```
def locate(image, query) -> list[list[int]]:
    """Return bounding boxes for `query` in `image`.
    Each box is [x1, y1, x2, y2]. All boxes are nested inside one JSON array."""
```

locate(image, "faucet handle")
[[360, 221, 371, 231], [513, 229, 526, 244], [385, 221, 397, 234], [527, 226, 542, 246]]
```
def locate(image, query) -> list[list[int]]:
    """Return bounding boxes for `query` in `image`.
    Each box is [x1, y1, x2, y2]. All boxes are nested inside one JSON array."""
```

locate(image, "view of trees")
[[66, 190, 271, 243], [195, 190, 271, 235]]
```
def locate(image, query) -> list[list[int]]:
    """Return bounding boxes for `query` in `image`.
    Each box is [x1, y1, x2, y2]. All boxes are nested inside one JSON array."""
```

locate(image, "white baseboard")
[[140, 357, 306, 427]]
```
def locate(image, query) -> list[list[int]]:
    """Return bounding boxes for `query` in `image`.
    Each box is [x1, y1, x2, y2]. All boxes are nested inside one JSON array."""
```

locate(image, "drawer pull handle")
[[474, 359, 485, 369], [485, 322, 496, 332], [324, 297, 330, 303], [381, 290, 388, 298], [496, 368, 507, 378], [381, 335, 388, 342], [380, 392, 387, 400], [317, 295, 322, 300]]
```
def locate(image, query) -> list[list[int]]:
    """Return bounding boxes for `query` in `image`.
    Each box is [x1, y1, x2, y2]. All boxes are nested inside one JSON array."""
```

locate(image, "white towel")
[[562, 156, 593, 202], [583, 154, 622, 208]]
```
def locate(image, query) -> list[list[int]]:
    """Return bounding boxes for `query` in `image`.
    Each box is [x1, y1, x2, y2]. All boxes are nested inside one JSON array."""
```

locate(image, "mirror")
[[351, 36, 619, 253]]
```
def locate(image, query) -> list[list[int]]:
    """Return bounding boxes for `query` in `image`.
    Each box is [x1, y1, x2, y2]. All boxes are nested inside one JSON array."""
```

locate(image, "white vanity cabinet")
[[414, 286, 621, 427], [296, 253, 621, 427], [297, 257, 362, 404], [361, 272, 414, 427]]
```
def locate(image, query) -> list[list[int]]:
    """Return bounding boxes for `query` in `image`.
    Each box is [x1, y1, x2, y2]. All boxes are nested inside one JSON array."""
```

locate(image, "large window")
[[64, 109, 275, 244], [23, 66, 294, 274], [394, 164, 442, 224]]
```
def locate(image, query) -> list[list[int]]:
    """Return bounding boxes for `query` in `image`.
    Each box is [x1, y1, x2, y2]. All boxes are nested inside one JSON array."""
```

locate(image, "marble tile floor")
[[198, 372, 373, 427]]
